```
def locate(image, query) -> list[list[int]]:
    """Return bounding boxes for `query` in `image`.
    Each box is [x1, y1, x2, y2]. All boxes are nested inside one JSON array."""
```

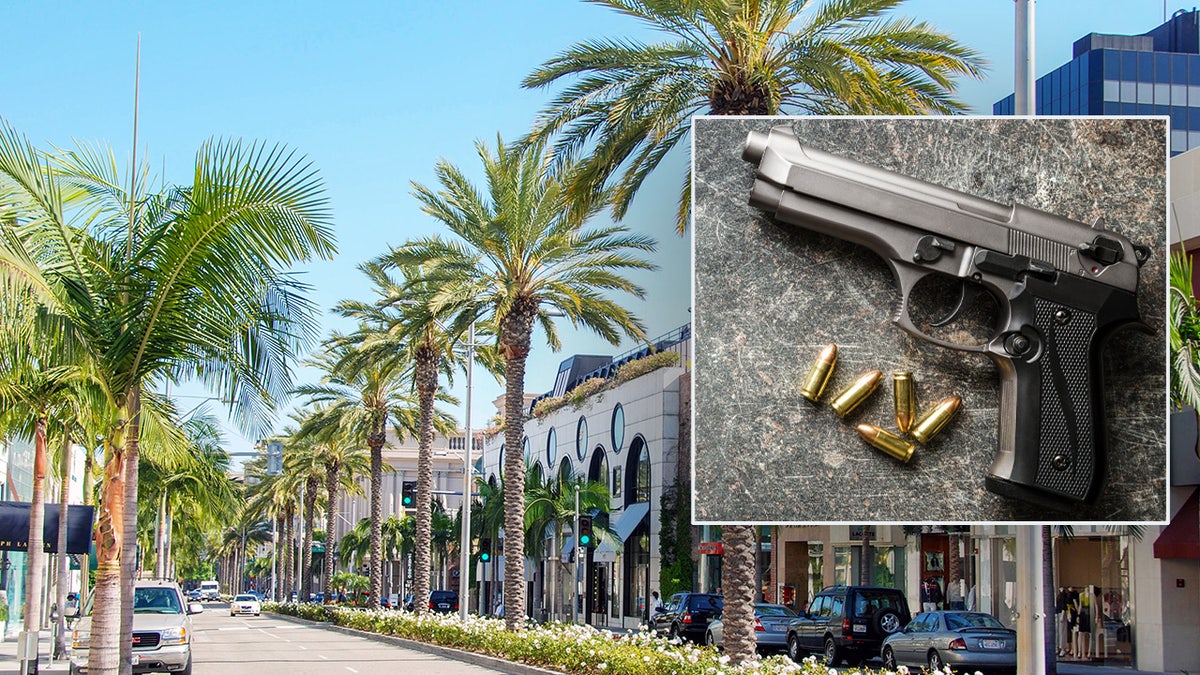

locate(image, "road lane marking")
[[319, 655, 328, 660], [298, 645, 307, 650], [346, 668, 358, 673]]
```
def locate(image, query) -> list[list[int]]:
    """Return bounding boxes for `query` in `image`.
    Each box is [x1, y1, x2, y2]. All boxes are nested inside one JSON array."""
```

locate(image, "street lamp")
[[458, 322, 475, 621]]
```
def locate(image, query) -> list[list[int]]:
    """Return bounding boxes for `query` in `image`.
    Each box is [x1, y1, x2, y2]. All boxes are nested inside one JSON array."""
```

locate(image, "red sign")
[[698, 541, 724, 556]]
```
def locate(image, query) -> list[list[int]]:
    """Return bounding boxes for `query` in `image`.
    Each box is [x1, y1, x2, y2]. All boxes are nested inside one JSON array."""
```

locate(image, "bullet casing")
[[830, 370, 884, 417], [893, 371, 915, 433], [800, 344, 838, 402], [857, 423, 916, 463], [910, 396, 963, 444]]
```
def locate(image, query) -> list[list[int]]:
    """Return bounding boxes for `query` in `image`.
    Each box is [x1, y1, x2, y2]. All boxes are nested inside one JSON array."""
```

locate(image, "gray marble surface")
[[692, 117, 1167, 523]]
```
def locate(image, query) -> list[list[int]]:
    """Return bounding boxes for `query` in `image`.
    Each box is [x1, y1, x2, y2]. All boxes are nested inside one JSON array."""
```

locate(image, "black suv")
[[785, 585, 911, 666], [653, 592, 723, 643], [428, 589, 459, 613]]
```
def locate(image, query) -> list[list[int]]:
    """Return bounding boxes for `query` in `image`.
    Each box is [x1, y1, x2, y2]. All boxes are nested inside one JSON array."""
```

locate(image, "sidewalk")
[[0, 628, 72, 673]]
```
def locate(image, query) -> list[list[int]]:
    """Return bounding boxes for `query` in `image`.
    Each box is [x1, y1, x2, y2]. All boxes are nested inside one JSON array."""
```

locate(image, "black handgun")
[[742, 125, 1152, 508]]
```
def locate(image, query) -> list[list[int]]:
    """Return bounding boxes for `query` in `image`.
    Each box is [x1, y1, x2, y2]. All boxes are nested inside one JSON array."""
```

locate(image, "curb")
[[269, 612, 564, 675]]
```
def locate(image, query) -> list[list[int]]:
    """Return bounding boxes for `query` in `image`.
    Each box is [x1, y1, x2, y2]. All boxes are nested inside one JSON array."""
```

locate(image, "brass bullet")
[[830, 370, 884, 417], [893, 371, 915, 433], [799, 343, 838, 403], [856, 423, 916, 463], [910, 396, 962, 444]]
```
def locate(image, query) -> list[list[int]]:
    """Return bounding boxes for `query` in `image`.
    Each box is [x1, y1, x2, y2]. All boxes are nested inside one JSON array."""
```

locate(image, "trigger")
[[930, 280, 979, 328]]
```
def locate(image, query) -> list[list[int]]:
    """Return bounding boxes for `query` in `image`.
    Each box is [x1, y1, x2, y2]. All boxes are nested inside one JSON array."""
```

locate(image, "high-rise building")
[[995, 9, 1200, 155]]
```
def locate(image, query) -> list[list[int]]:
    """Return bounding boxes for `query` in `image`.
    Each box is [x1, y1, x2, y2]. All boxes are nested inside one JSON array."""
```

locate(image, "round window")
[[576, 416, 588, 461], [547, 427, 558, 466], [611, 404, 625, 454]]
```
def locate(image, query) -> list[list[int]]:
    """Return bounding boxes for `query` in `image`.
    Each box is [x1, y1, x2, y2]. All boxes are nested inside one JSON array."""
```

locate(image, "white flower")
[[598, 665, 607, 670]]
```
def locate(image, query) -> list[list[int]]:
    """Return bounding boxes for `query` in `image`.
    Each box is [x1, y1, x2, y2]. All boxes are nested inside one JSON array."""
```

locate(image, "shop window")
[[807, 542, 824, 603], [625, 436, 650, 506]]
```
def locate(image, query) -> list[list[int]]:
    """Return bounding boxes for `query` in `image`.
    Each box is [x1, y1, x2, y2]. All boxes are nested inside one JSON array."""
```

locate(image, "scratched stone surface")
[[692, 116, 1167, 523]]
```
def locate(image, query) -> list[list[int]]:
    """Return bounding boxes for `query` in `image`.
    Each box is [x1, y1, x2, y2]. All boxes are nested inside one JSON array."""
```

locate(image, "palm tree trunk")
[[23, 416, 47, 636], [89, 400, 135, 675], [323, 463, 341, 603], [54, 428, 71, 659], [119, 386, 142, 675], [859, 526, 871, 586], [413, 345, 438, 616], [501, 302, 536, 630], [274, 515, 284, 602], [301, 476, 318, 601], [1043, 526, 1058, 675], [282, 510, 294, 601], [368, 438, 384, 608], [722, 525, 758, 664], [155, 491, 167, 579]]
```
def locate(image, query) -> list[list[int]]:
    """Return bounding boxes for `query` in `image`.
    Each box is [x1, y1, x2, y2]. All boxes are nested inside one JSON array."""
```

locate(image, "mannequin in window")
[[1064, 585, 1079, 658], [920, 578, 942, 612], [1074, 584, 1092, 660], [1055, 586, 1070, 657]]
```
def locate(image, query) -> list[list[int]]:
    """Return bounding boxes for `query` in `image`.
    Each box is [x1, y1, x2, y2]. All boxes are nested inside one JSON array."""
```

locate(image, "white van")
[[199, 580, 219, 601]]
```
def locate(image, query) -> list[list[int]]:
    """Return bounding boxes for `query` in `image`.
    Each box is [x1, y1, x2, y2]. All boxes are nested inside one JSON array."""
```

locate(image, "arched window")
[[588, 446, 609, 488], [530, 462, 545, 488], [558, 457, 574, 486], [625, 435, 650, 506]]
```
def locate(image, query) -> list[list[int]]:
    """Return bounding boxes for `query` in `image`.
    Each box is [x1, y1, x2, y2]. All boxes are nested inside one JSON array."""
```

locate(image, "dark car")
[[653, 592, 724, 643], [706, 603, 798, 653], [785, 585, 911, 666], [881, 611, 1017, 674], [428, 589, 459, 613]]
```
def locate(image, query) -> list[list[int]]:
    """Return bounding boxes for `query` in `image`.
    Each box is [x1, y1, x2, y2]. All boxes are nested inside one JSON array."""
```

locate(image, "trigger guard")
[[893, 311, 990, 353], [891, 263, 992, 354]]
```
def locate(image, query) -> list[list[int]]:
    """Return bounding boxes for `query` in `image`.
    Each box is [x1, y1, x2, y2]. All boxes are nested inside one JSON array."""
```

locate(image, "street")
[[190, 603, 505, 675]]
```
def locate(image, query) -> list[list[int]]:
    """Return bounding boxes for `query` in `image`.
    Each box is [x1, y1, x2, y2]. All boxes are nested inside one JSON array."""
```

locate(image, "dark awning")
[[0, 502, 95, 554], [1153, 489, 1199, 559], [612, 502, 650, 543]]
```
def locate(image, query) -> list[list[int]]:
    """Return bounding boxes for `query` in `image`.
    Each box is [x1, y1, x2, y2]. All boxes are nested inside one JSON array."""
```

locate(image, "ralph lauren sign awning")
[[0, 501, 95, 554]]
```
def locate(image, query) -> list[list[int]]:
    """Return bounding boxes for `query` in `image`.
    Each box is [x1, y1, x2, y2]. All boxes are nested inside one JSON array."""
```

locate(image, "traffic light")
[[577, 516, 593, 548], [480, 538, 491, 563], [402, 481, 416, 508]]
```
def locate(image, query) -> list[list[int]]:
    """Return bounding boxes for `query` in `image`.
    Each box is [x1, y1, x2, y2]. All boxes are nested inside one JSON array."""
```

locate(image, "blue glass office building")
[[995, 10, 1199, 155]]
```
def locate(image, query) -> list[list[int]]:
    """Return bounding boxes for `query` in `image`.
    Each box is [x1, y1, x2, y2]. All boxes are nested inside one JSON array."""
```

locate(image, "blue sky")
[[0, 1, 1178, 456]]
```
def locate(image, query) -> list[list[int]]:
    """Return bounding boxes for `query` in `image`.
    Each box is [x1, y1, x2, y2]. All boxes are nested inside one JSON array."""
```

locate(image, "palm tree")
[[0, 119, 334, 674], [1170, 250, 1200, 409], [293, 414, 369, 601], [292, 340, 420, 608], [522, 0, 987, 233], [334, 262, 474, 615], [524, 474, 615, 621], [385, 135, 656, 629]]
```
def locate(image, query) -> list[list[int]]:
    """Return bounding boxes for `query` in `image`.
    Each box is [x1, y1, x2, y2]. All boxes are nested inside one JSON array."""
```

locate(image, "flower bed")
[[265, 602, 911, 675]]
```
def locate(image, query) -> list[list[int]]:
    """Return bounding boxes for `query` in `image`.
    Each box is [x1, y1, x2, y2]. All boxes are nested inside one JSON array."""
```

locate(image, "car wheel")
[[181, 654, 193, 675], [882, 646, 898, 670], [874, 608, 903, 635], [823, 636, 844, 667], [928, 649, 944, 672], [787, 634, 802, 663], [668, 623, 680, 641], [705, 630, 717, 648]]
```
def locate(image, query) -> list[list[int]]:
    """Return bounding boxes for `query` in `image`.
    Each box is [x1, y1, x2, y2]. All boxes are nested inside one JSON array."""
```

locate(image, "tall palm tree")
[[0, 120, 333, 674], [281, 436, 329, 601], [1170, 250, 1200, 409], [293, 414, 369, 601], [385, 135, 655, 629], [522, 0, 987, 233], [291, 343, 420, 610], [524, 474, 615, 620], [334, 262, 475, 615]]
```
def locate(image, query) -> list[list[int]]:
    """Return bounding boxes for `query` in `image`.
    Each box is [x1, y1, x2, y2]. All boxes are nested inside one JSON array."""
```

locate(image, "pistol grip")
[[984, 274, 1142, 509]]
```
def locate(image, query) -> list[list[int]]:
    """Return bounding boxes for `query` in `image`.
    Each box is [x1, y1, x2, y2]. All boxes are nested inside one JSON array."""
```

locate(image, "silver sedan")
[[881, 610, 1017, 674], [705, 603, 799, 654]]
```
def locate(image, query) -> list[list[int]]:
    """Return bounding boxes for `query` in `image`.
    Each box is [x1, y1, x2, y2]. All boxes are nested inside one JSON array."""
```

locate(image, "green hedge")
[[265, 602, 903, 674]]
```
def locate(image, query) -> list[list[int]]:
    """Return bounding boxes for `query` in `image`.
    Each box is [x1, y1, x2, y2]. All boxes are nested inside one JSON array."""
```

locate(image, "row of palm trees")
[[1, 1, 985, 670]]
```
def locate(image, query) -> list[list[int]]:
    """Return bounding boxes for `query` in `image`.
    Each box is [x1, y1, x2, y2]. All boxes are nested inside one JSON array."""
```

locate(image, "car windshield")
[[946, 612, 1007, 630], [133, 588, 182, 614], [235, 595, 257, 602], [756, 604, 798, 617]]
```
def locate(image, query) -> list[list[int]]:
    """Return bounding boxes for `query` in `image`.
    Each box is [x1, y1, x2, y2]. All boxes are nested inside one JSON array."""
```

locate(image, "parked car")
[[653, 592, 724, 643], [705, 603, 798, 653], [785, 585, 911, 666], [69, 579, 204, 675], [428, 589, 459, 613], [881, 610, 1017, 674], [230, 593, 262, 617], [185, 589, 202, 601]]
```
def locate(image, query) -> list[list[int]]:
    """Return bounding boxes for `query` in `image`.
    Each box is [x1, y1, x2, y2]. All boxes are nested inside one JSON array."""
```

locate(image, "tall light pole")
[[458, 322, 475, 621]]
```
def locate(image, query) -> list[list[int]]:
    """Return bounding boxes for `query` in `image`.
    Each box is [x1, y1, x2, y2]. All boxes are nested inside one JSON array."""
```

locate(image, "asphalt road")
[[191, 602, 504, 675]]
